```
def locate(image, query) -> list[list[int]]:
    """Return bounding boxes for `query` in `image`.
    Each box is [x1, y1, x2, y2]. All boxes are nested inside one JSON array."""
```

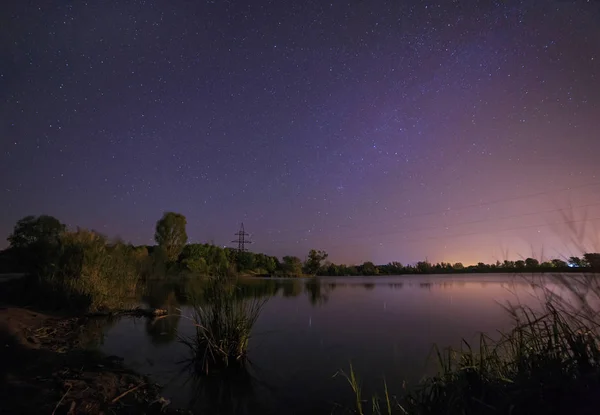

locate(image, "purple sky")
[[1, 0, 600, 265]]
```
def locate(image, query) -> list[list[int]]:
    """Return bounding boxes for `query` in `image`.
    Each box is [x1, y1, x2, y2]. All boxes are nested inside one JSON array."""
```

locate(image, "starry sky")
[[1, 0, 600, 265]]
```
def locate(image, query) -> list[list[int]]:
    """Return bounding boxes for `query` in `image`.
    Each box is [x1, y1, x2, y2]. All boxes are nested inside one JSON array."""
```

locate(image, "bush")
[[181, 277, 267, 374], [46, 229, 148, 311]]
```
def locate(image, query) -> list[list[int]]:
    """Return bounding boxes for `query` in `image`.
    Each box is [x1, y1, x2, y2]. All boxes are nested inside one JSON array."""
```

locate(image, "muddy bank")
[[0, 306, 186, 415]]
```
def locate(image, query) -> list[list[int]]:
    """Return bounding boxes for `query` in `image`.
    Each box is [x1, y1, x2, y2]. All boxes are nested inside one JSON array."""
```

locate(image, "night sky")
[[2, 0, 600, 265]]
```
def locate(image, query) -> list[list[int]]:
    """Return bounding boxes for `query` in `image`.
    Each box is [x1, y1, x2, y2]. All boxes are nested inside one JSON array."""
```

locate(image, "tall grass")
[[180, 277, 267, 374], [45, 229, 148, 311], [341, 277, 600, 415]]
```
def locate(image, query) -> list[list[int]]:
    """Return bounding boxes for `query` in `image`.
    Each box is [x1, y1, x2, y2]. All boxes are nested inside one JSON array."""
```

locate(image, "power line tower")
[[231, 222, 252, 253]]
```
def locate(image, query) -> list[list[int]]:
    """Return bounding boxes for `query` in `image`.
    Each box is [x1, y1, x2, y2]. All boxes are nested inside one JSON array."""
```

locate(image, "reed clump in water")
[[180, 277, 267, 374]]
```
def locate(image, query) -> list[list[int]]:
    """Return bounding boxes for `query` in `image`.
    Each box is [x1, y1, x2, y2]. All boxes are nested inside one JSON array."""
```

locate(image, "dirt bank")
[[0, 306, 186, 414]]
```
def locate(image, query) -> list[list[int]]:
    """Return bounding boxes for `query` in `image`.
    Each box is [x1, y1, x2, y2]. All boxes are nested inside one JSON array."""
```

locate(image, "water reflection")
[[99, 274, 570, 415]]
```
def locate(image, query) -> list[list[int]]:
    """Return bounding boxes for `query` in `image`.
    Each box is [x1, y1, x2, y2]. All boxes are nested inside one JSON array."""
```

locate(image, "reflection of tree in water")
[[282, 279, 303, 297], [419, 282, 433, 290], [305, 279, 331, 306], [236, 279, 281, 299], [388, 283, 404, 289], [363, 283, 375, 290]]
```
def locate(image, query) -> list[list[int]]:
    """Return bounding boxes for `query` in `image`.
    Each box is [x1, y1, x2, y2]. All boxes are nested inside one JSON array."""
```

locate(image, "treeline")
[[0, 213, 330, 311], [2, 212, 599, 312], [317, 255, 600, 276]]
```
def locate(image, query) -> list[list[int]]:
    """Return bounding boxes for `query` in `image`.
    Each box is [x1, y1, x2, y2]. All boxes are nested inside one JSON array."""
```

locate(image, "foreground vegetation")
[[180, 276, 267, 374], [341, 273, 600, 415]]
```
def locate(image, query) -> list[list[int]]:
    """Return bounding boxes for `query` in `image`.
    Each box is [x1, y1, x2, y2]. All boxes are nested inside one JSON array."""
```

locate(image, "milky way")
[[1, 0, 599, 265]]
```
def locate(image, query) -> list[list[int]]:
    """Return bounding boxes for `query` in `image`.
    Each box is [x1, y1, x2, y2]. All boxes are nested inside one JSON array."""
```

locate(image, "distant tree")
[[254, 253, 278, 274], [453, 262, 464, 270], [525, 258, 540, 268], [282, 256, 303, 276], [386, 261, 404, 274], [551, 258, 568, 268], [236, 251, 256, 272], [154, 212, 188, 261], [540, 261, 553, 269], [503, 260, 515, 269], [180, 244, 207, 274], [8, 215, 66, 273], [304, 249, 328, 275], [416, 260, 432, 273], [361, 261, 378, 275], [8, 215, 66, 249], [346, 265, 359, 276], [568, 256, 587, 268], [583, 253, 600, 269], [515, 260, 526, 269], [322, 263, 339, 276]]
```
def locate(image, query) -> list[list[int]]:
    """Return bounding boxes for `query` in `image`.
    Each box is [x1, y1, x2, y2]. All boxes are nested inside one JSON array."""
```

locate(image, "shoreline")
[[0, 304, 186, 414]]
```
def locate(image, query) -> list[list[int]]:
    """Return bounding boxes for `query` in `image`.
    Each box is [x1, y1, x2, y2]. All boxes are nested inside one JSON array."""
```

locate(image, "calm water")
[[98, 274, 562, 414]]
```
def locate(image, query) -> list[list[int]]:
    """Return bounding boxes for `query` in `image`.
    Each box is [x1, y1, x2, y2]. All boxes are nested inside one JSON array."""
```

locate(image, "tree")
[[8, 215, 66, 249], [453, 262, 464, 270], [515, 260, 526, 269], [304, 249, 328, 275], [361, 261, 378, 275], [568, 256, 587, 268], [8, 215, 66, 273], [583, 253, 600, 269], [525, 258, 539, 268], [282, 256, 303, 276], [503, 260, 515, 268], [416, 260, 432, 273], [236, 251, 256, 272], [154, 212, 188, 261], [551, 258, 568, 268]]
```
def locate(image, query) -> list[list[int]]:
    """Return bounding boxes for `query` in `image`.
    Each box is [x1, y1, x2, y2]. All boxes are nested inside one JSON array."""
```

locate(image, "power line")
[[264, 181, 600, 238], [267, 200, 600, 245], [331, 214, 600, 250]]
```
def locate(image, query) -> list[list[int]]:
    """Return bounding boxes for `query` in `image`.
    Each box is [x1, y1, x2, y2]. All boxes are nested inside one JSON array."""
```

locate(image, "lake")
[[98, 274, 565, 414]]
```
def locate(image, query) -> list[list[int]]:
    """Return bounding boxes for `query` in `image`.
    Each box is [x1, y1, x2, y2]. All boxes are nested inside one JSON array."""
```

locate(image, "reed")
[[341, 278, 600, 415], [180, 277, 267, 374]]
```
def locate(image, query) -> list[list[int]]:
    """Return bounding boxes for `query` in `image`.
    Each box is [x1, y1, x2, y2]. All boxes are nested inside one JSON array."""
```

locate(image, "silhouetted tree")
[[551, 258, 568, 268], [503, 260, 515, 268], [453, 262, 465, 270], [361, 261, 378, 275], [515, 260, 526, 269], [304, 249, 328, 275], [525, 258, 539, 268], [8, 215, 66, 273], [236, 251, 256, 272], [568, 256, 587, 268], [282, 256, 303, 276], [8, 215, 66, 249], [154, 212, 188, 261], [416, 260, 432, 273], [583, 253, 600, 270]]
